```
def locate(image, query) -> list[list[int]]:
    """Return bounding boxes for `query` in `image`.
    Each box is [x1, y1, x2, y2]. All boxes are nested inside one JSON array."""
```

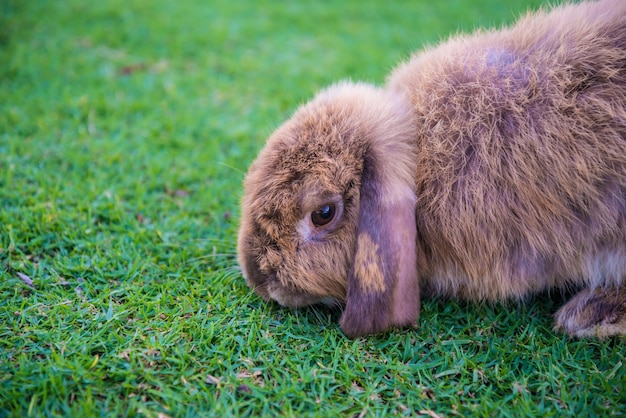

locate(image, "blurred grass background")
[[1, 0, 624, 416]]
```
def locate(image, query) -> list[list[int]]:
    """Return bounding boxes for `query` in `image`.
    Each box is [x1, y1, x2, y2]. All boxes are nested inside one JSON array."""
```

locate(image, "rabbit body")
[[389, 0, 626, 300], [238, 0, 626, 338]]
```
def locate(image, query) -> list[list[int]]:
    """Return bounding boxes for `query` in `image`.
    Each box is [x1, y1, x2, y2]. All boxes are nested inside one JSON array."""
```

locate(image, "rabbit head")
[[237, 82, 421, 337]]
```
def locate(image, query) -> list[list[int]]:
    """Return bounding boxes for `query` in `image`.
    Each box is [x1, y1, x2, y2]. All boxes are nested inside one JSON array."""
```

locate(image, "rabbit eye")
[[311, 204, 336, 227]]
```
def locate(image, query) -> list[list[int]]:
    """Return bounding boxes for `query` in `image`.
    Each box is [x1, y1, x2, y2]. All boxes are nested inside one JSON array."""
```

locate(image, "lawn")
[[1, 0, 624, 416]]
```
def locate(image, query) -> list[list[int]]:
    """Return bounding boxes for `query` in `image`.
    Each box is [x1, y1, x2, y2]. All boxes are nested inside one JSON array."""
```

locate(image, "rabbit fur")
[[238, 0, 626, 338]]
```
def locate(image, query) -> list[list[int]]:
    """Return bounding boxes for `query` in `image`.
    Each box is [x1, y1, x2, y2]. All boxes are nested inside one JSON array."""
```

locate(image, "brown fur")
[[353, 233, 386, 293], [238, 0, 626, 338]]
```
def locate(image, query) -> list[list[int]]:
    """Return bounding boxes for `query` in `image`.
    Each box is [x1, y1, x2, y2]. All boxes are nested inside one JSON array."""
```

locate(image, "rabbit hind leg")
[[554, 286, 626, 338]]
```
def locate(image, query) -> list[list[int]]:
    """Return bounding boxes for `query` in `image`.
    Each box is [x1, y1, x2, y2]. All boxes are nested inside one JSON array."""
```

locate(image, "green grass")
[[1, 0, 624, 416]]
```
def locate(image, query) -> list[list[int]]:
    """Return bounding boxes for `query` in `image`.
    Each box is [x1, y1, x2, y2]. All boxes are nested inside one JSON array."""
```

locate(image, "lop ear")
[[339, 157, 420, 338]]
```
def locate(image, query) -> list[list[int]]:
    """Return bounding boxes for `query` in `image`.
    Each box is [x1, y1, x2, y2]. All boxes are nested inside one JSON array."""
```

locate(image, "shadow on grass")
[[252, 288, 572, 340]]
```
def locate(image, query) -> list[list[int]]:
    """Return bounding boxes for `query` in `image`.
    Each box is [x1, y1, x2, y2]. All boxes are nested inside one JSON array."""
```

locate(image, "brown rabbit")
[[238, 0, 626, 338]]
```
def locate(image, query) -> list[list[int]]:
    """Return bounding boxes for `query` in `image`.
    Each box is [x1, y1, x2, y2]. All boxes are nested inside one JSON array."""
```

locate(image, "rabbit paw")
[[554, 286, 626, 338]]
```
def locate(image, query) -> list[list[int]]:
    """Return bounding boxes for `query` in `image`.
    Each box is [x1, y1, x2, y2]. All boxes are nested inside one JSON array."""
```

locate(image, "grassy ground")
[[1, 0, 624, 416]]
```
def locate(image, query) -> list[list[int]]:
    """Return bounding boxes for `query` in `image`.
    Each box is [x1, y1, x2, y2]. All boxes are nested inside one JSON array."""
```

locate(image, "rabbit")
[[237, 0, 626, 339]]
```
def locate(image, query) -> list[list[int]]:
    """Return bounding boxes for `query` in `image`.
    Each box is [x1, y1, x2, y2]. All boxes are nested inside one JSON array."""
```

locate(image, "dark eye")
[[311, 204, 336, 227]]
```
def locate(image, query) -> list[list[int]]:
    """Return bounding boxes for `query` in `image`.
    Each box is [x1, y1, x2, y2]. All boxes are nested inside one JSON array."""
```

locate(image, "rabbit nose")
[[241, 251, 274, 300]]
